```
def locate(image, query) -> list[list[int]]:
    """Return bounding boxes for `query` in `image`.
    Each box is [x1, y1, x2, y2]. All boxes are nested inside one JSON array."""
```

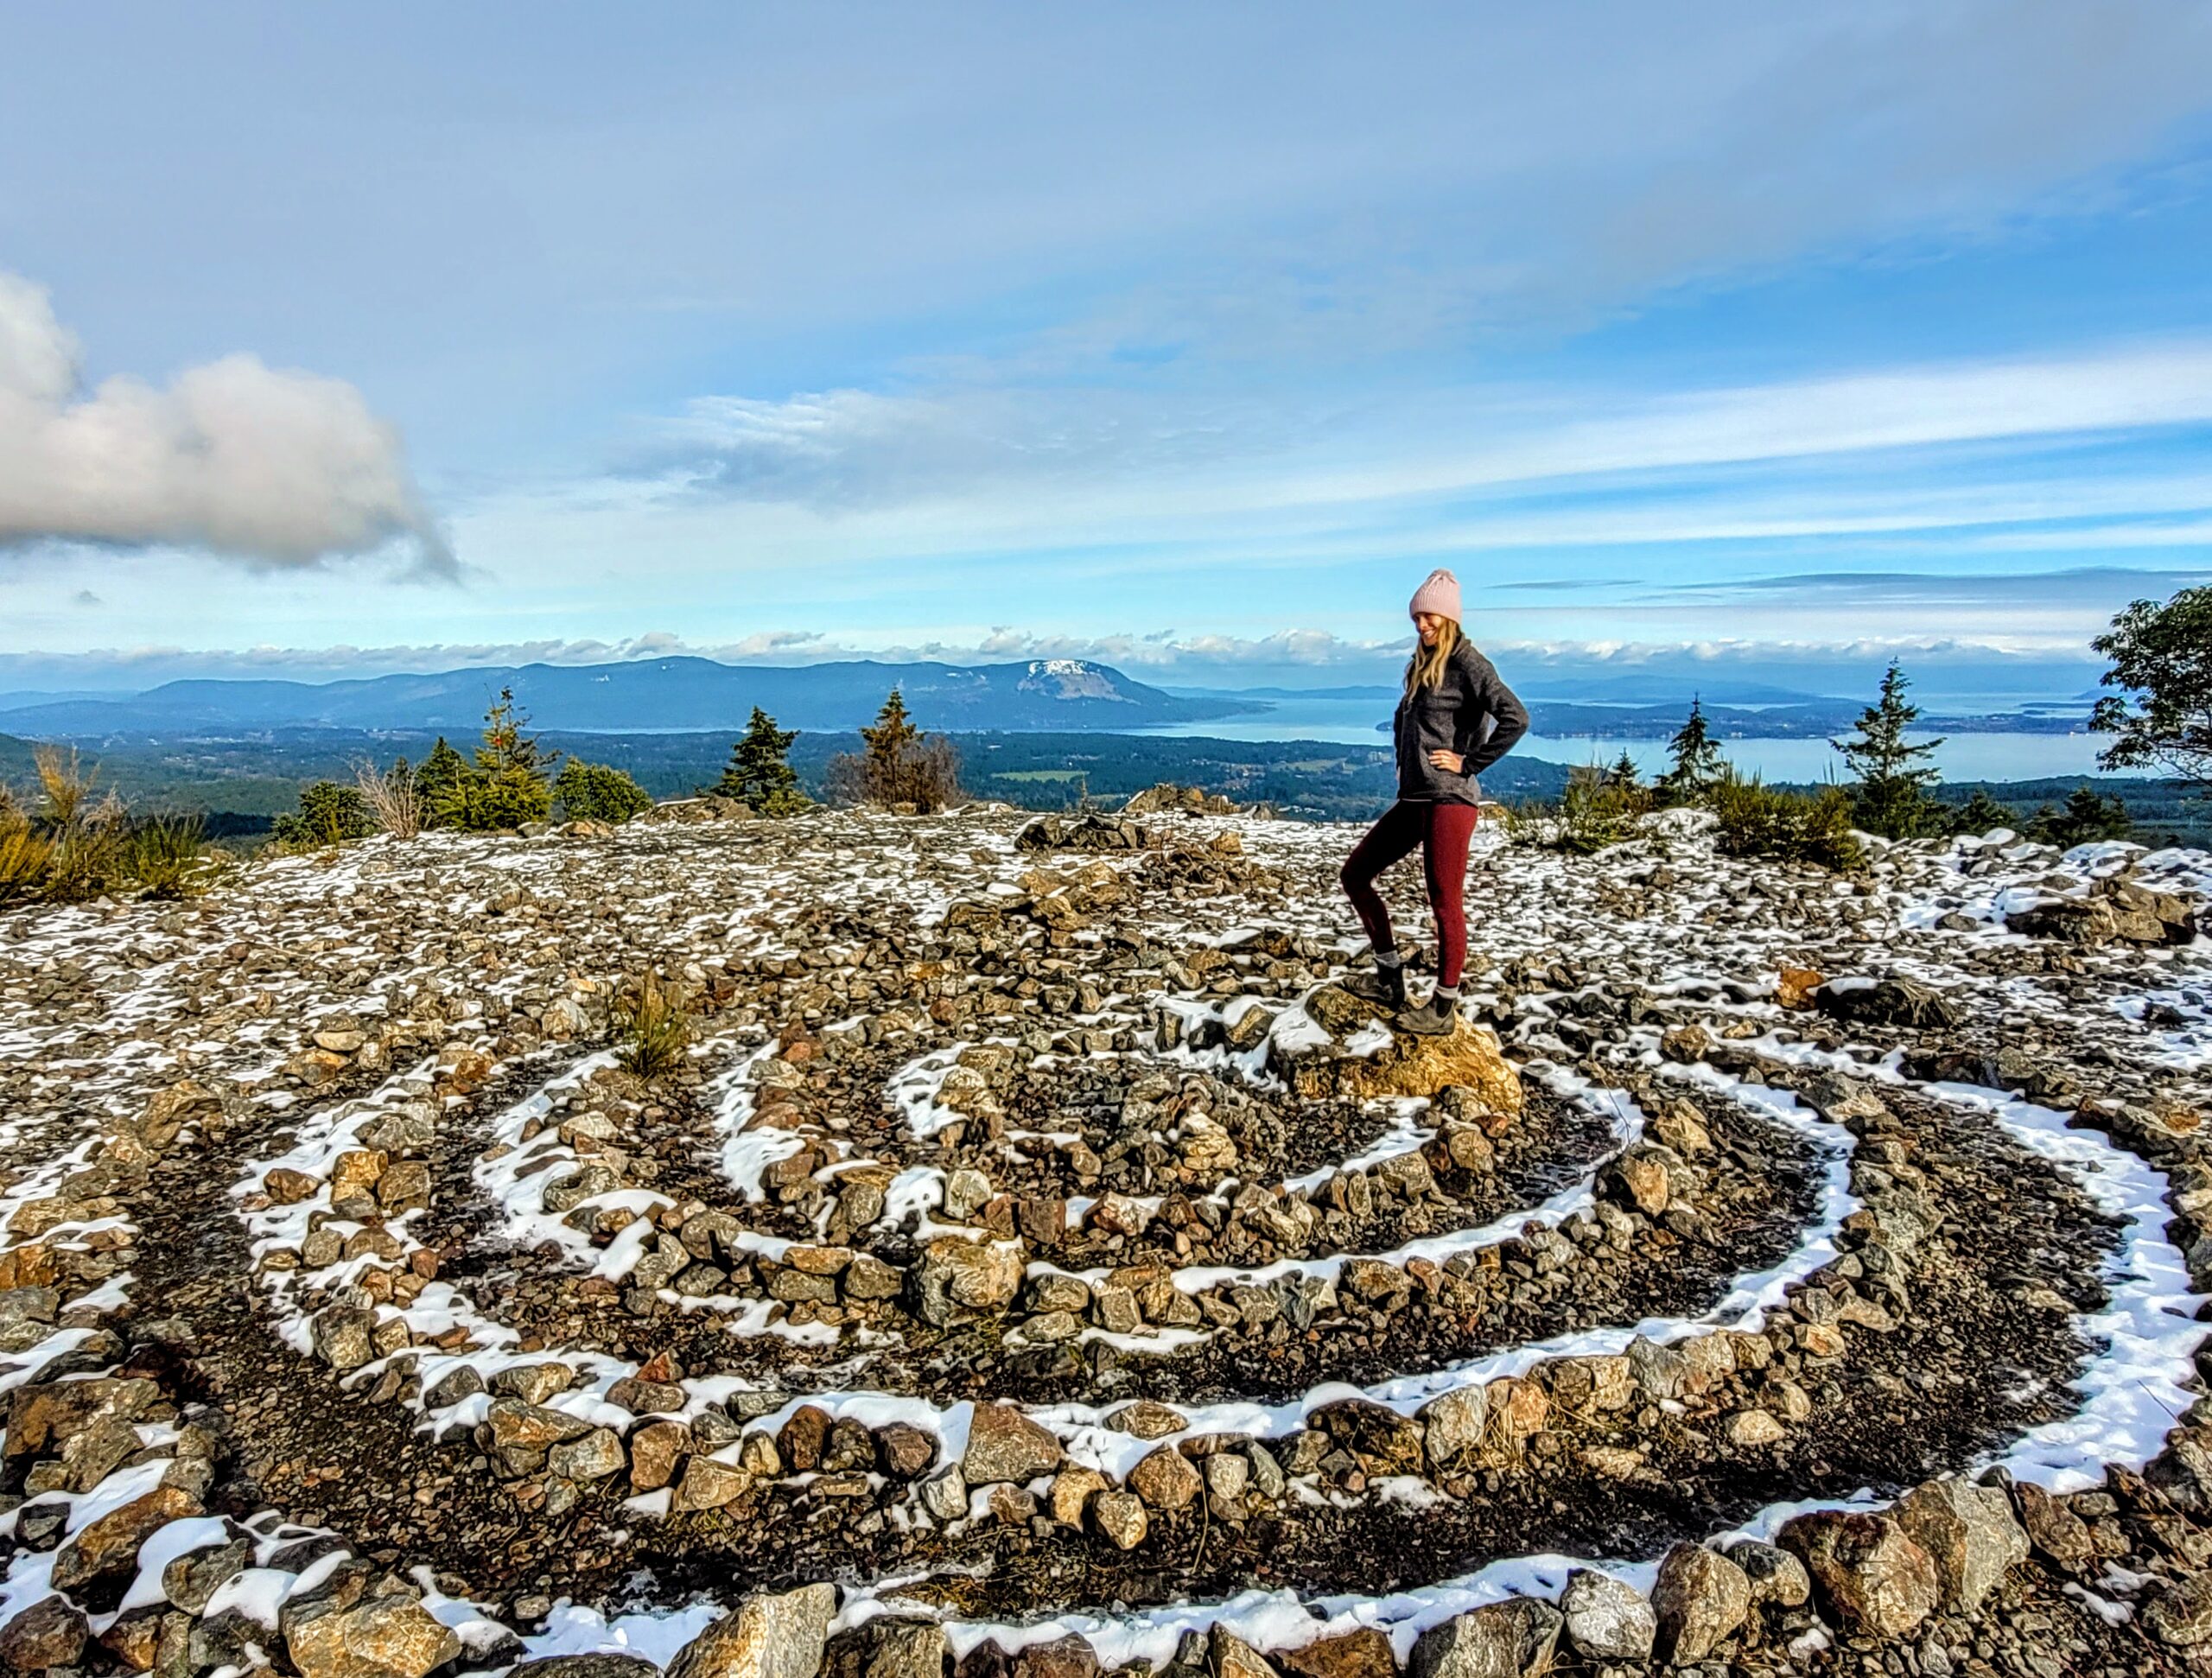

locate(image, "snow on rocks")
[[3, 804, 2212, 1675]]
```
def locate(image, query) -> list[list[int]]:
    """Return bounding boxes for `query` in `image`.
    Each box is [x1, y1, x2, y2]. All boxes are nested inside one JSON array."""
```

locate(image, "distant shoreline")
[[3, 723, 2177, 837]]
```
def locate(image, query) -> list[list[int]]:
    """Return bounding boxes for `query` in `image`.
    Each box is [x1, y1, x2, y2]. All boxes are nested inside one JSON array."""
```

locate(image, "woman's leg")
[[1421, 802, 1480, 990], [1339, 801, 1425, 955]]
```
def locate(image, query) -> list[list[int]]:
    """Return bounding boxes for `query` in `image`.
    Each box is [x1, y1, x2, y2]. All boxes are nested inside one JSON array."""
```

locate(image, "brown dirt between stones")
[[109, 1056, 2125, 1641], [442, 1080, 1626, 1395]]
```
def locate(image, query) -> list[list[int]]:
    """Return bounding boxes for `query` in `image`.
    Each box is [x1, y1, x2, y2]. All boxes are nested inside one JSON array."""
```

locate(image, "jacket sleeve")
[[1459, 651, 1529, 776]]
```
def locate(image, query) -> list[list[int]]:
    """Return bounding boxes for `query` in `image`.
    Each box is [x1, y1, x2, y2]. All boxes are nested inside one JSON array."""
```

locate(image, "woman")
[[1340, 569, 1529, 1034]]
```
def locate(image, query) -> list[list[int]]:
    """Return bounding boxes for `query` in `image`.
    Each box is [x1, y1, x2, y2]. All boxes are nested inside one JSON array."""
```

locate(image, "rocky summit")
[[5, 798, 2212, 1678]]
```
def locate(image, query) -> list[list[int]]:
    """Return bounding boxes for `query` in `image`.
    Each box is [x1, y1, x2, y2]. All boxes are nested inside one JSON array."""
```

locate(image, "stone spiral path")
[[3, 804, 2212, 1675]]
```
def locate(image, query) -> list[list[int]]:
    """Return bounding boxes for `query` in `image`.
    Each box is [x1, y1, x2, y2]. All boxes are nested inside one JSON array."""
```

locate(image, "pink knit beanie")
[[1408, 568, 1462, 624]]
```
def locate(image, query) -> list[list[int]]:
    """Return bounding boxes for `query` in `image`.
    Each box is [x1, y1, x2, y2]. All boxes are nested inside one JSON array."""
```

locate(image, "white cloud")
[[0, 271, 448, 572], [644, 336, 2212, 536]]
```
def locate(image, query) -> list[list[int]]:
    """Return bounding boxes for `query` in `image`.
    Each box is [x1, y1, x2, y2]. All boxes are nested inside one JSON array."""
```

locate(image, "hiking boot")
[[1341, 965, 1407, 1008], [1398, 992, 1459, 1036]]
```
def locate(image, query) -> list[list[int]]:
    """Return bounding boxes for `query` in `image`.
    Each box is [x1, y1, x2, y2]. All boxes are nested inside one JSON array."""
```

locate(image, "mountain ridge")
[[0, 655, 1256, 736]]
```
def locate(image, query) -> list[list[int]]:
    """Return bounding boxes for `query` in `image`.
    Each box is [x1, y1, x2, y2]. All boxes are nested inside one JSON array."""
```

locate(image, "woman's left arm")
[[1460, 654, 1529, 775]]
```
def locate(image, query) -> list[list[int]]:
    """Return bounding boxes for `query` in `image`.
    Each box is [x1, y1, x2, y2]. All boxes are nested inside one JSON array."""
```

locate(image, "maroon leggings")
[[1339, 799, 1479, 988]]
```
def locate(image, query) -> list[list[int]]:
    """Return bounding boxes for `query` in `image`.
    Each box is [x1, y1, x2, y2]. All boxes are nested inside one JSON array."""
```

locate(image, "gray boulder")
[[668, 1584, 838, 1678], [1893, 1477, 2029, 1613], [1651, 1542, 1750, 1663], [1559, 1569, 1654, 1662], [911, 1238, 1024, 1326], [962, 1404, 1063, 1485], [1405, 1598, 1561, 1678]]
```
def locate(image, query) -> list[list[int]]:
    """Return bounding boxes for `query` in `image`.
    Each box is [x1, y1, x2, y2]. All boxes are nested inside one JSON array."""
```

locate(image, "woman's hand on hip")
[[1427, 749, 1464, 772]]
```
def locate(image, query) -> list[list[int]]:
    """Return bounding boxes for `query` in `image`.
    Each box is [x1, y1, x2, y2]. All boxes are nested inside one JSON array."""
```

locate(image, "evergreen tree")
[[477, 685, 551, 779], [1605, 750, 1642, 790], [555, 760, 654, 823], [416, 737, 467, 829], [717, 707, 808, 816], [427, 688, 557, 830], [1949, 788, 2018, 837], [467, 686, 555, 829], [2025, 785, 2132, 849], [1659, 697, 1726, 802], [1834, 661, 1942, 838], [861, 689, 919, 768], [827, 687, 963, 811], [273, 780, 375, 847]]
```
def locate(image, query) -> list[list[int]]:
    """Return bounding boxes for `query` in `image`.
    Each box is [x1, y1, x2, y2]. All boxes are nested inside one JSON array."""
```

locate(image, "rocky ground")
[[4, 798, 2212, 1678]]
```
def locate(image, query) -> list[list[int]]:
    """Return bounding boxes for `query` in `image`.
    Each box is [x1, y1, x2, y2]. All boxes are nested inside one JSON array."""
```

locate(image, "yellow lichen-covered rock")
[[1332, 1021, 1523, 1120], [134, 1078, 223, 1147], [1775, 965, 1826, 1009]]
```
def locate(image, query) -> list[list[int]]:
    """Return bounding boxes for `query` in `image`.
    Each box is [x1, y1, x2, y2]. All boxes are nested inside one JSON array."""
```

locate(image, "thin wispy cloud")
[[643, 338, 2212, 527], [1689, 566, 2212, 602]]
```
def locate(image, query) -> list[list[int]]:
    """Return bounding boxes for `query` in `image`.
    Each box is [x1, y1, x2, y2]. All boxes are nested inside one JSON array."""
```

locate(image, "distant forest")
[[3, 727, 2202, 846]]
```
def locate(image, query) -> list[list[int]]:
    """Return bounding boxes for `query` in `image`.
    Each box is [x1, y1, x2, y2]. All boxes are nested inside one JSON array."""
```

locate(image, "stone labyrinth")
[[7, 799, 2212, 1677]]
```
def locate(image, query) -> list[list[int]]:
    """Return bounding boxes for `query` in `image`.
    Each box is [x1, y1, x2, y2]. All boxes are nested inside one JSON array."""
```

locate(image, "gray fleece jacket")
[[1393, 641, 1529, 803]]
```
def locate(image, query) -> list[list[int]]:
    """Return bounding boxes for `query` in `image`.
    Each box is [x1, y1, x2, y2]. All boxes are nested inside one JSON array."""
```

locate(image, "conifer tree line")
[[241, 580, 2212, 851], [267, 680, 969, 844], [1600, 663, 2133, 849], [25, 583, 2197, 906], [276, 686, 654, 843], [715, 690, 963, 814]]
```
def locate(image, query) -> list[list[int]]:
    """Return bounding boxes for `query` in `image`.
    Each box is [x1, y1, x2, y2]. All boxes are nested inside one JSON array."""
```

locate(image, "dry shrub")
[[354, 756, 423, 840], [33, 744, 94, 828], [1552, 766, 1652, 855], [37, 783, 126, 903], [613, 976, 692, 1078], [1505, 766, 1650, 855], [1, 747, 223, 906], [0, 823, 53, 907], [40, 827, 118, 903]]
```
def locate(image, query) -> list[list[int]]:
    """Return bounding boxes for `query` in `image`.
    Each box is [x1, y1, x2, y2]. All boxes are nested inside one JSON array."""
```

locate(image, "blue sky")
[[3, 2, 2212, 696]]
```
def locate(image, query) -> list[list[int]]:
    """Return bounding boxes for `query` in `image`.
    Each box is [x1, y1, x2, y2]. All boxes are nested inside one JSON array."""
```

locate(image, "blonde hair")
[[1404, 616, 1463, 696]]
